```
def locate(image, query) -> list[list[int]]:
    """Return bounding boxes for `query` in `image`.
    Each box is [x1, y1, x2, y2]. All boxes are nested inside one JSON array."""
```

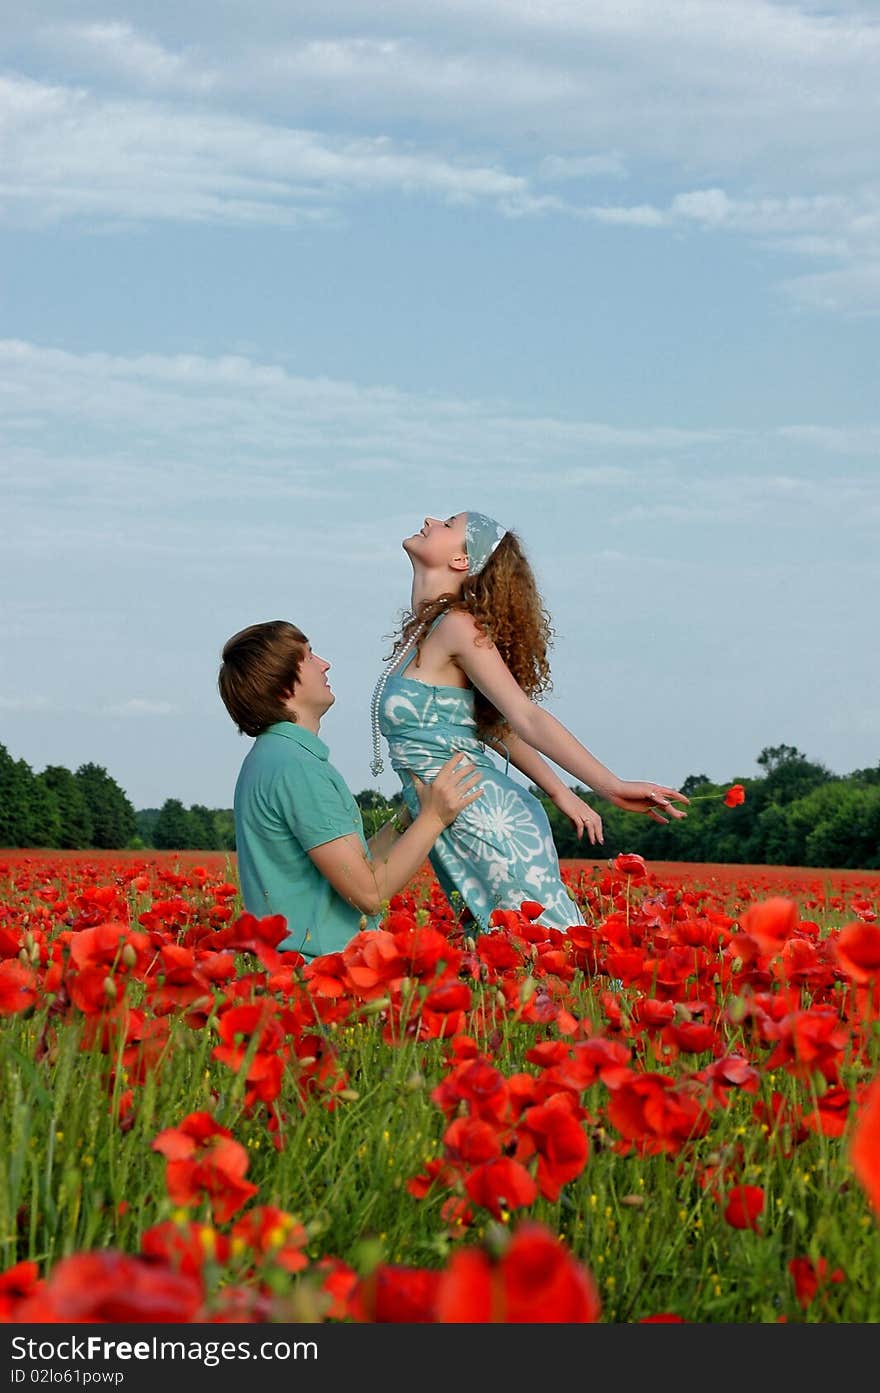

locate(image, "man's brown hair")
[[218, 620, 308, 737]]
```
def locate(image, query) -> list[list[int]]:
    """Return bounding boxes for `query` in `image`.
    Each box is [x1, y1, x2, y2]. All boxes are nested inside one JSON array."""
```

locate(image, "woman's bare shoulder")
[[438, 608, 485, 648]]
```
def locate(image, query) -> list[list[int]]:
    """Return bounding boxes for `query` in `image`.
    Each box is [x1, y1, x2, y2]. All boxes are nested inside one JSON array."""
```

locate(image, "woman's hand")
[[552, 787, 604, 845], [407, 753, 484, 828], [608, 781, 689, 824]]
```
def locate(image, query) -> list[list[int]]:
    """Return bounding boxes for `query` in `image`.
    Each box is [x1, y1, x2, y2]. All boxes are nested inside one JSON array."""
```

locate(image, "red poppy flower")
[[0, 961, 37, 1015], [788, 1256, 845, 1309], [613, 853, 648, 880], [343, 929, 406, 994], [229, 1206, 309, 1273], [517, 1098, 589, 1201], [738, 898, 799, 958], [699, 1053, 761, 1103], [606, 1072, 711, 1155], [722, 1185, 765, 1231], [314, 1257, 359, 1321], [764, 1008, 849, 1082], [394, 924, 459, 979], [802, 1084, 857, 1138], [0, 1260, 42, 1318], [423, 981, 472, 1013], [14, 1251, 203, 1323], [350, 1265, 441, 1322], [834, 922, 880, 983], [442, 1058, 511, 1124], [152, 1112, 258, 1223], [724, 784, 746, 807], [141, 1221, 230, 1279], [464, 1156, 537, 1219], [434, 1223, 601, 1323], [519, 901, 545, 921], [444, 1116, 503, 1167], [851, 1073, 880, 1218]]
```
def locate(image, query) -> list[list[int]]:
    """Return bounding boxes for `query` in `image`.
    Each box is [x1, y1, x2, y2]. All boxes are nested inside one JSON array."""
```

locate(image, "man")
[[218, 619, 482, 958]]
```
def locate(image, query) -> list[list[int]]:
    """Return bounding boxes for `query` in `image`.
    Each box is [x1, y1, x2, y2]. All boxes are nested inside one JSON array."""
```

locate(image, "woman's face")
[[403, 513, 469, 572]]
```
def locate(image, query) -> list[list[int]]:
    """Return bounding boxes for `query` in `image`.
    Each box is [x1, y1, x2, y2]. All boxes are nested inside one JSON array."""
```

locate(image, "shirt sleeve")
[[276, 758, 364, 852]]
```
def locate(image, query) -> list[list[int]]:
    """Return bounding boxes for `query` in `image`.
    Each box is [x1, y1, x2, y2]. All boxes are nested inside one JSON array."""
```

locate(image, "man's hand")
[[408, 752, 484, 828]]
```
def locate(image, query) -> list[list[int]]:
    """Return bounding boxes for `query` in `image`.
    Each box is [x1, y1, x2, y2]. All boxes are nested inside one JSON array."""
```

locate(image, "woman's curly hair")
[[390, 530, 554, 744]]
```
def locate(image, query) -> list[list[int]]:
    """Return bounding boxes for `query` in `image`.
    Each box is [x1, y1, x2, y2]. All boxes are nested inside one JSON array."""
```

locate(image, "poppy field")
[[1, 849, 880, 1323]]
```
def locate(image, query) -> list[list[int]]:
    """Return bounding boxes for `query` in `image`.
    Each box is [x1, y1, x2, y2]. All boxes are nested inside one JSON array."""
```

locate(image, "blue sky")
[[2, 0, 879, 813]]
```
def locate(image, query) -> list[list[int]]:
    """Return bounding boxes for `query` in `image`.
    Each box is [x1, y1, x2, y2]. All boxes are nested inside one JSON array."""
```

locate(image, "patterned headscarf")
[[465, 512, 507, 575]]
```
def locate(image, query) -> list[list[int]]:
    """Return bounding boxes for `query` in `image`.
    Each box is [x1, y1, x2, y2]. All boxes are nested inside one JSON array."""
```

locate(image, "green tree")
[[188, 804, 219, 850], [29, 777, 62, 847], [38, 765, 93, 848], [803, 785, 880, 870], [354, 788, 403, 838], [0, 745, 61, 847], [756, 744, 833, 805], [211, 808, 236, 852], [848, 762, 880, 787], [135, 808, 160, 847], [153, 798, 195, 849], [680, 774, 713, 797], [74, 763, 137, 848]]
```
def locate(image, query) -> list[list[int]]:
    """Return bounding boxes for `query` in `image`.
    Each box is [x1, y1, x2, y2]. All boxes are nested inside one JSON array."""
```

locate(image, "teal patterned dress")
[[376, 633, 585, 934]]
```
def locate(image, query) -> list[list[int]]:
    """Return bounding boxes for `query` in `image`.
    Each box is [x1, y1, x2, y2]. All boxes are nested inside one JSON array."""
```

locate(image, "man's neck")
[[282, 707, 322, 735], [295, 712, 322, 735]]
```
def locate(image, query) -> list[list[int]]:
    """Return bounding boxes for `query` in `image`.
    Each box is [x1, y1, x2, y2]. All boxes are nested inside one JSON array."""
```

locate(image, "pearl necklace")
[[369, 621, 427, 776]]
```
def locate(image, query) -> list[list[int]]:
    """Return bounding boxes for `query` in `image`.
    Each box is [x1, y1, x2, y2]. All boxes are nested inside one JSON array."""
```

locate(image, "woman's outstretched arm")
[[442, 610, 688, 823], [483, 730, 605, 844]]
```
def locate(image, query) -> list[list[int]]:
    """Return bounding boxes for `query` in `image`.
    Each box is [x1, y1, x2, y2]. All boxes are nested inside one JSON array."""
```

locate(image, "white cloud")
[[0, 338, 728, 503], [0, 73, 530, 228], [538, 153, 626, 182], [13, 3, 877, 191], [1, 338, 879, 575], [778, 424, 880, 456], [781, 261, 880, 315], [5, 5, 879, 311], [0, 695, 54, 712], [614, 470, 880, 528], [41, 21, 217, 94], [590, 204, 668, 228], [103, 699, 178, 716], [582, 187, 880, 313]]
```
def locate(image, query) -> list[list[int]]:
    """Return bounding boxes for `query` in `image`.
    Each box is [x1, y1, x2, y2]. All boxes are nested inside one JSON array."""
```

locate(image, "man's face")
[[290, 644, 334, 720]]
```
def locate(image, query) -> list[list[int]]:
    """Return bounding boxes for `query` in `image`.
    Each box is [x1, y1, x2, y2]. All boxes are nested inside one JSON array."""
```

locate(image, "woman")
[[370, 511, 688, 932]]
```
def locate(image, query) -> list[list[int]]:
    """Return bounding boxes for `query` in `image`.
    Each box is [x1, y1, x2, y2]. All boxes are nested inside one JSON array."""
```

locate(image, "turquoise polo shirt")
[[233, 720, 378, 959]]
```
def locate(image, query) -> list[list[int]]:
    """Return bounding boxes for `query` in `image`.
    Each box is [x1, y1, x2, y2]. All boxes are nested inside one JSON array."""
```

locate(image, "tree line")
[[0, 745, 233, 851], [2, 741, 879, 867]]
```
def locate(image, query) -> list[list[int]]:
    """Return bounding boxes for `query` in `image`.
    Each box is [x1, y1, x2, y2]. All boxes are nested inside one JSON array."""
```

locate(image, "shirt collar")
[[263, 720, 330, 761]]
